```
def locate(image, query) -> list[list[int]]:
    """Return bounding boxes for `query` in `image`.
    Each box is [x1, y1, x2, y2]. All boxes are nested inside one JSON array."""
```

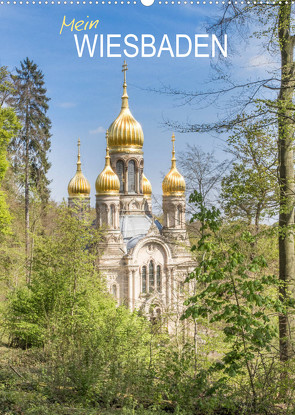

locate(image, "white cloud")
[[57, 102, 76, 109], [89, 126, 105, 135]]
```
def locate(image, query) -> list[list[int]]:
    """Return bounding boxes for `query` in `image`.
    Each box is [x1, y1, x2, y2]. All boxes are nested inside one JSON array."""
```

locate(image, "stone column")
[[106, 206, 109, 227], [97, 207, 101, 227], [166, 268, 170, 306], [132, 270, 136, 309], [170, 268, 175, 306], [128, 270, 133, 311], [124, 165, 128, 194], [114, 206, 117, 229], [139, 168, 143, 193], [136, 166, 139, 194], [116, 206, 120, 229]]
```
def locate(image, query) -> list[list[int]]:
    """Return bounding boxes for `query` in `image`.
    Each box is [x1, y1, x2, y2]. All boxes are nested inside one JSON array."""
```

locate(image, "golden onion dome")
[[108, 61, 144, 153], [68, 139, 91, 197], [95, 131, 120, 195], [142, 173, 152, 196], [162, 134, 186, 196]]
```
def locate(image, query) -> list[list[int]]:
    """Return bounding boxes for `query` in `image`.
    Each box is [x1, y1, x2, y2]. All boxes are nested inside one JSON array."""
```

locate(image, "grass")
[[0, 344, 173, 415]]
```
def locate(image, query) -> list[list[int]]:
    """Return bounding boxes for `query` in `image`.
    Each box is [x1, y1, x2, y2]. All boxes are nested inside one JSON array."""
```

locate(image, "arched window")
[[142, 266, 147, 293], [116, 160, 124, 192], [109, 205, 115, 227], [149, 261, 154, 292], [128, 160, 136, 193], [156, 265, 161, 292], [112, 284, 117, 298]]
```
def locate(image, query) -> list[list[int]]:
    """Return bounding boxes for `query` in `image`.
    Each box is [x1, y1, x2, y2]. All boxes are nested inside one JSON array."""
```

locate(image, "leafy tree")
[[160, 4, 295, 361], [0, 66, 15, 106], [183, 191, 290, 412], [3, 205, 159, 408], [221, 122, 278, 232], [10, 58, 51, 271], [4, 204, 101, 348], [0, 109, 20, 236], [0, 67, 21, 236]]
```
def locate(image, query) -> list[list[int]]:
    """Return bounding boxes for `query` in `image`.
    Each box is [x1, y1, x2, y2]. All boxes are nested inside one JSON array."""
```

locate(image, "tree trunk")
[[277, 3, 295, 362], [25, 114, 30, 283]]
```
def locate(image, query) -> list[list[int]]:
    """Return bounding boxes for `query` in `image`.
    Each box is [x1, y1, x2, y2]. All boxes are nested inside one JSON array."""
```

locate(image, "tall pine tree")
[[10, 58, 51, 277]]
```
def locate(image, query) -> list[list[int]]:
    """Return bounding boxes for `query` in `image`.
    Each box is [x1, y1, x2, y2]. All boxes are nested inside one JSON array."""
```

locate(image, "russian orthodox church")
[[67, 62, 194, 320]]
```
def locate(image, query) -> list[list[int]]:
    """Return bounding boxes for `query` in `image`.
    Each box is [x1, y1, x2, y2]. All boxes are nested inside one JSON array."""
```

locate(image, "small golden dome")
[[162, 134, 186, 196], [108, 61, 144, 153], [96, 131, 120, 195], [68, 139, 91, 197], [142, 173, 152, 196]]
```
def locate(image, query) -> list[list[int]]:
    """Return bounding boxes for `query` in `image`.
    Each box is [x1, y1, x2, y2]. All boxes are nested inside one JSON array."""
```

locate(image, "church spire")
[[121, 60, 129, 109], [68, 138, 91, 198], [108, 62, 144, 152], [76, 138, 82, 172], [171, 133, 176, 169], [162, 133, 186, 196], [105, 130, 111, 167]]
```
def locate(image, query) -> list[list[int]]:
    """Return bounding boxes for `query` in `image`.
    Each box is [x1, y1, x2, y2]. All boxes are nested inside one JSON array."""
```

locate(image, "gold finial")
[[121, 60, 129, 109], [77, 138, 81, 172], [171, 133, 176, 168], [105, 130, 111, 166], [106, 129, 109, 149], [122, 60, 128, 85], [162, 132, 185, 196], [68, 138, 91, 197]]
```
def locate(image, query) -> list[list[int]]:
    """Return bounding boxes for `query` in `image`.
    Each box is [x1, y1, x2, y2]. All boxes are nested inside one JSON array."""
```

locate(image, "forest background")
[[1, 3, 295, 415]]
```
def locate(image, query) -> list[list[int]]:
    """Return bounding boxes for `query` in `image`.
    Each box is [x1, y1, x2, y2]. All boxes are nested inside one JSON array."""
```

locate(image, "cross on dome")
[[122, 60, 128, 85], [68, 138, 91, 197], [108, 62, 144, 153], [171, 133, 177, 168], [162, 133, 186, 196]]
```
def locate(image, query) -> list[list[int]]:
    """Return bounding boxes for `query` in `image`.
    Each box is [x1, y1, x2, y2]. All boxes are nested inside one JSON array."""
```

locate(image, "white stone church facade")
[[67, 62, 194, 320]]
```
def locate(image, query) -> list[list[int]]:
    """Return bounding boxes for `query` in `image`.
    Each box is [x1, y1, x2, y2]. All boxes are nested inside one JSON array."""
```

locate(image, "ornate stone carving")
[[147, 220, 160, 236]]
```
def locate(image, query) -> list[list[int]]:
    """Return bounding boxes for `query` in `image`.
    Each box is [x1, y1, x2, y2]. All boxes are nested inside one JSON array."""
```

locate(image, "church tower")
[[95, 131, 124, 254], [162, 134, 187, 241], [107, 60, 151, 215], [68, 138, 91, 211]]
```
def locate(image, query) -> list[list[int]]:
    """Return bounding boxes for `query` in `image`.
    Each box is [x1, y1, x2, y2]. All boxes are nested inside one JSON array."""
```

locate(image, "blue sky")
[[0, 4, 274, 204]]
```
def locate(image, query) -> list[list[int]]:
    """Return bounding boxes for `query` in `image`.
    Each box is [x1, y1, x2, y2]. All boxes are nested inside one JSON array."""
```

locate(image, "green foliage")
[[0, 71, 21, 235], [183, 191, 288, 412], [0, 66, 15, 106], [4, 204, 103, 347], [1, 195, 295, 413], [3, 206, 159, 409], [0, 191, 12, 236]]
